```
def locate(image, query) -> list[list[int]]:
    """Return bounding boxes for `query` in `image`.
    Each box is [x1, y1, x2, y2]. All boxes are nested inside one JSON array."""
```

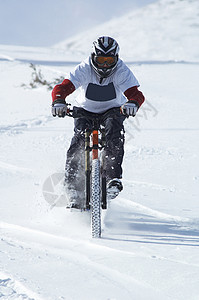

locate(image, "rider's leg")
[[103, 110, 126, 181], [65, 117, 91, 206]]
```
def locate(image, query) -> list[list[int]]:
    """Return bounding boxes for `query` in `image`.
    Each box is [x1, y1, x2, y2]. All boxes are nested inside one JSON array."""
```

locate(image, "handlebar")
[[65, 104, 122, 120]]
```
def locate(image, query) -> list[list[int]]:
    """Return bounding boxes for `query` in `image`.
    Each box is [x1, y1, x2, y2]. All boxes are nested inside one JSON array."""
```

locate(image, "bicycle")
[[64, 104, 122, 238]]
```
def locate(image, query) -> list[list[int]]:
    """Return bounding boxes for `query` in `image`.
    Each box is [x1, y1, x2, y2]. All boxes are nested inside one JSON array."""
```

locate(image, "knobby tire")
[[91, 158, 101, 238]]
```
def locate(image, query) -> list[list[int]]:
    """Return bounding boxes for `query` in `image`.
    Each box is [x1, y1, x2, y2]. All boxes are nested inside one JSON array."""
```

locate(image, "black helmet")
[[91, 36, 119, 78]]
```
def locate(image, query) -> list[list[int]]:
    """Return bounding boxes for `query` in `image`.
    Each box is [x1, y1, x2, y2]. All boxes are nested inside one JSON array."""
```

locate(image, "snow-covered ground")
[[1, 0, 199, 299]]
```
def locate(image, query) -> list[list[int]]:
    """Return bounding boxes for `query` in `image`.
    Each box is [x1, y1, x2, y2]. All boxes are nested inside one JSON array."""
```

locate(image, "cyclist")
[[51, 36, 145, 207]]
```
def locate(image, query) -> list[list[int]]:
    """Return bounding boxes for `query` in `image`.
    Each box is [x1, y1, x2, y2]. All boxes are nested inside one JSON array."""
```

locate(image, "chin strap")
[[99, 77, 103, 84]]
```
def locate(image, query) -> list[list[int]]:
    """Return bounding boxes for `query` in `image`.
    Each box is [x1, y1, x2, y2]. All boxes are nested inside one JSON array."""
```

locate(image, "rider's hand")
[[52, 101, 67, 117], [121, 101, 138, 117]]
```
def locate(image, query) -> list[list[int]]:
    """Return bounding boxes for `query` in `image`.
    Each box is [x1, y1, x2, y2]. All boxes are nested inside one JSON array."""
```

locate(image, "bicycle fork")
[[85, 129, 107, 209], [85, 129, 99, 209], [84, 128, 107, 238]]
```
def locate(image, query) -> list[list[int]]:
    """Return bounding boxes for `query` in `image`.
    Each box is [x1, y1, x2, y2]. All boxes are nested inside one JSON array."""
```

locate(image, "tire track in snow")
[[0, 161, 32, 175], [0, 272, 45, 300], [0, 116, 53, 134], [1, 223, 198, 300], [0, 222, 169, 300], [117, 196, 190, 222], [104, 197, 199, 247], [2, 228, 199, 269]]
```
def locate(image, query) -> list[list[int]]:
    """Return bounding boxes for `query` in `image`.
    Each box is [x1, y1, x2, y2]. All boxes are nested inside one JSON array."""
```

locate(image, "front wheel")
[[91, 158, 101, 238]]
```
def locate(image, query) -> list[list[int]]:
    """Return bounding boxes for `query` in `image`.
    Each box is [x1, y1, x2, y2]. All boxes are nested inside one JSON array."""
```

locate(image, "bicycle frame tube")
[[92, 130, 99, 159]]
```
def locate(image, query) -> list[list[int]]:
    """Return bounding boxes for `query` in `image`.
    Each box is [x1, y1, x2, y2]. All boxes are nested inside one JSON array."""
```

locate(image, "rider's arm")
[[52, 58, 90, 104], [116, 60, 145, 109], [52, 79, 75, 104], [124, 86, 145, 108]]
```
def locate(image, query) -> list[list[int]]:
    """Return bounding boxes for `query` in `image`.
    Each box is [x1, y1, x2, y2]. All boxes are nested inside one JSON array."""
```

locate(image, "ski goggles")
[[94, 56, 117, 66]]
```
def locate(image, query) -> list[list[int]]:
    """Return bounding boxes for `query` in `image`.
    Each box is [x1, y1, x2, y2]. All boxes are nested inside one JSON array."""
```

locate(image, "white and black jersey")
[[68, 57, 139, 113]]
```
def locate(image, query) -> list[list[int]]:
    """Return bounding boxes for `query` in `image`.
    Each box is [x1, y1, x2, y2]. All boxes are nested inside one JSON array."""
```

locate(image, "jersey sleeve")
[[116, 60, 140, 93], [51, 79, 75, 102], [68, 59, 90, 89]]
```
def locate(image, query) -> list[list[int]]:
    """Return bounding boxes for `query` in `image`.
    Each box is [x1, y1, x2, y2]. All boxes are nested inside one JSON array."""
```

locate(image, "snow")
[[1, 0, 199, 299], [55, 0, 199, 62]]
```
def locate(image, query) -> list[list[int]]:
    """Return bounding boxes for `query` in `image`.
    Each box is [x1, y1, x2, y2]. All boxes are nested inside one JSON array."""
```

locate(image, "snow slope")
[[1, 0, 199, 299], [55, 0, 199, 62]]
